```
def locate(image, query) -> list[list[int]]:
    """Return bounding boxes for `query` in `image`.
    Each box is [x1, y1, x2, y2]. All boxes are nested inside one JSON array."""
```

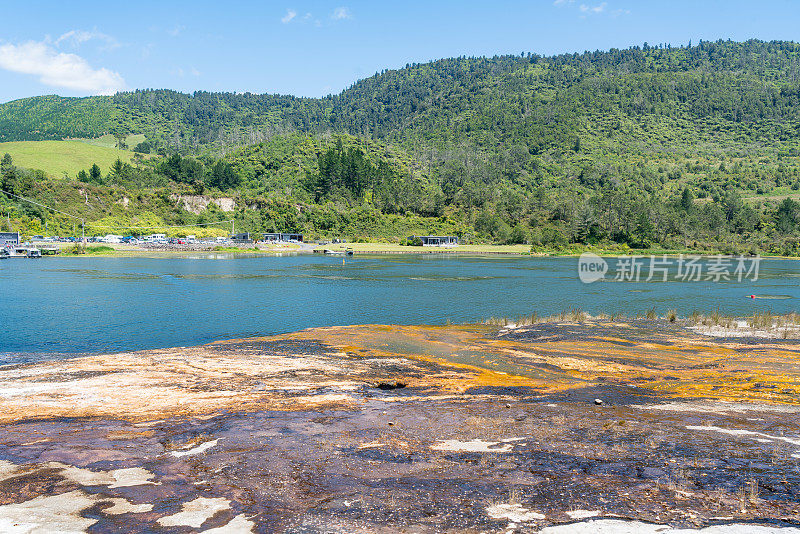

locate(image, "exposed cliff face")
[[170, 194, 236, 214], [0, 321, 798, 532]]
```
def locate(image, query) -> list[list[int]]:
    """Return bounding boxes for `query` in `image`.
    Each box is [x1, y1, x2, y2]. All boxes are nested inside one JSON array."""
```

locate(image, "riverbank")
[[49, 241, 312, 256], [38, 241, 535, 256], [1, 318, 798, 532], [40, 240, 800, 259], [319, 242, 800, 259]]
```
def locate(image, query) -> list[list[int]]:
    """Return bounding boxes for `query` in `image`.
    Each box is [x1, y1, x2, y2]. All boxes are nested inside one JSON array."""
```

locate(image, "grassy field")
[[0, 140, 135, 178], [313, 242, 798, 257], [742, 187, 800, 202], [76, 134, 146, 149], [315, 242, 534, 254]]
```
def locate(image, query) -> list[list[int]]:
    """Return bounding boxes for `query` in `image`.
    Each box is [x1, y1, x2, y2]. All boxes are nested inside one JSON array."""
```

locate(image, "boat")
[[324, 249, 345, 256], [0, 249, 8, 259]]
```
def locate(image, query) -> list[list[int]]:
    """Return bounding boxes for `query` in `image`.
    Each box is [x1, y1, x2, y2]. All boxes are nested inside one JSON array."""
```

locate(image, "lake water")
[[0, 254, 797, 361]]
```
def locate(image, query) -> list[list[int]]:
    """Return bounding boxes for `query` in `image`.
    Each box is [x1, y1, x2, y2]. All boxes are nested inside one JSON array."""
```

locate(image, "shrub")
[[507, 224, 528, 245], [133, 141, 151, 154]]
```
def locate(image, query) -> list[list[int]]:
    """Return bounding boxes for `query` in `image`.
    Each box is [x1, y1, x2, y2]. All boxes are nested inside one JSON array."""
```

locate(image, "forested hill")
[[3, 39, 800, 254], [3, 39, 800, 151]]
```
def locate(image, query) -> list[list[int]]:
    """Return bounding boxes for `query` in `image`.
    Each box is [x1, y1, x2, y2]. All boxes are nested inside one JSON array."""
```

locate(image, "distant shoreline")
[[25, 241, 800, 259]]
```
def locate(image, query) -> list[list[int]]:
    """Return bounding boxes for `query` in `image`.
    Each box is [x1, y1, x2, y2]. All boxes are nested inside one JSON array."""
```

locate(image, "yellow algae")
[[106, 430, 155, 440], [499, 348, 634, 374], [1, 321, 799, 426], [0, 342, 406, 423]]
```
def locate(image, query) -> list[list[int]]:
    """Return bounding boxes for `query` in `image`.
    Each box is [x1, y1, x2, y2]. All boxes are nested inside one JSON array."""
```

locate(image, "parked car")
[[101, 234, 123, 244], [143, 234, 167, 244]]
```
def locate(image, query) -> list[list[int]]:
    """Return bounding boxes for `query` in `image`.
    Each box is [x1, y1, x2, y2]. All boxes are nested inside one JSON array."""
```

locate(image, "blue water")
[[0, 254, 797, 359]]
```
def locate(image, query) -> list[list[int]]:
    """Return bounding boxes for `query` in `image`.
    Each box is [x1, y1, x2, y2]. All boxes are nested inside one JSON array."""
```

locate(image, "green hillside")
[[0, 95, 117, 142], [1, 40, 800, 253], [4, 39, 800, 154], [0, 140, 136, 179]]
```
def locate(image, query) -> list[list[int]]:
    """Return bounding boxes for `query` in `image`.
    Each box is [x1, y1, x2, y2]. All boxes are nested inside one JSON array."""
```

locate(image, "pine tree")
[[680, 188, 694, 210], [89, 164, 102, 184]]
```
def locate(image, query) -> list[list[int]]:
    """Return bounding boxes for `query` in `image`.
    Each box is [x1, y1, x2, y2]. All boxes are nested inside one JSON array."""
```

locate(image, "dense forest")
[[2, 39, 800, 253]]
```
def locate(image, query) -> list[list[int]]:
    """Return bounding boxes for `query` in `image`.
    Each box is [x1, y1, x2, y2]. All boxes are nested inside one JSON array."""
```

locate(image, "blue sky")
[[0, 0, 798, 103]]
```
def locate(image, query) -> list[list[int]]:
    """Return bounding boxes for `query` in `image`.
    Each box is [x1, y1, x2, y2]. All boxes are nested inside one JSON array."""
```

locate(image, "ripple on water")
[[44, 268, 161, 280], [408, 276, 503, 281]]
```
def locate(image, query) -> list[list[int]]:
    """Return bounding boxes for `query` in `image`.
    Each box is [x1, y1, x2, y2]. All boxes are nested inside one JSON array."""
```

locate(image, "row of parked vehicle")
[[93, 234, 177, 245], [29, 236, 79, 243], [129, 234, 231, 246], [29, 234, 232, 246]]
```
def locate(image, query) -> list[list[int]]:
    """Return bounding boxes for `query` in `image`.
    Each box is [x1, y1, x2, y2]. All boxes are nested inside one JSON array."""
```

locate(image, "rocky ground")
[[0, 319, 799, 533]]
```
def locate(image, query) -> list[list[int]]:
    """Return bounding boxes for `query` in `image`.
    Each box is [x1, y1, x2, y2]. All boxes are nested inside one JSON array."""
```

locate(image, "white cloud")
[[0, 40, 125, 95], [190, 67, 201, 77], [281, 9, 297, 23], [558, 0, 625, 16], [331, 6, 352, 20], [167, 25, 185, 37], [281, 7, 348, 27], [579, 2, 607, 14], [140, 43, 154, 60], [55, 30, 119, 51]]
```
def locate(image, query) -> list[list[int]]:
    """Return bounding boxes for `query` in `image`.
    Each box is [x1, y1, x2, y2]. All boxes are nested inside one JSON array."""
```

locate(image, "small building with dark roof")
[[231, 232, 253, 243], [0, 232, 20, 246], [408, 235, 459, 246], [263, 233, 303, 243]]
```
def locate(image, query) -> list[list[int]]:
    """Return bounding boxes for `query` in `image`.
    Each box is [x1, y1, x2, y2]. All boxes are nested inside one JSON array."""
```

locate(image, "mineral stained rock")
[[0, 319, 798, 532]]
